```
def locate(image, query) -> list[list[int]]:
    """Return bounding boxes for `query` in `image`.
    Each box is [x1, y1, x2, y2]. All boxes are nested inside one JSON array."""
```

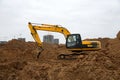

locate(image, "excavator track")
[[57, 52, 86, 60], [57, 54, 76, 60]]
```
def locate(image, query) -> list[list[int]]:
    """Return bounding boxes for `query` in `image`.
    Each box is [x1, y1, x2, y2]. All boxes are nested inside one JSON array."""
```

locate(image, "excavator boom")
[[28, 22, 70, 48]]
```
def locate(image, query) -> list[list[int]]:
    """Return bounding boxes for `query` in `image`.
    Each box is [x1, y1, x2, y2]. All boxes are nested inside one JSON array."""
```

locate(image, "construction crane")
[[28, 22, 101, 59]]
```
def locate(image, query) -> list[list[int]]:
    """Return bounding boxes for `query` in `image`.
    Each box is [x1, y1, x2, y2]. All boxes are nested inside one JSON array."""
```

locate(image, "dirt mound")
[[0, 31, 120, 80], [117, 31, 120, 40]]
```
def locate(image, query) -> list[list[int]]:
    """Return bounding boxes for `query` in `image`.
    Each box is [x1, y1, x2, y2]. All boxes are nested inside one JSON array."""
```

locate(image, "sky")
[[0, 0, 120, 43]]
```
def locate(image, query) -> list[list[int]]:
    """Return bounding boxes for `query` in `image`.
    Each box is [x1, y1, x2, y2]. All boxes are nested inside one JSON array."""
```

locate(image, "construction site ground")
[[0, 31, 120, 80]]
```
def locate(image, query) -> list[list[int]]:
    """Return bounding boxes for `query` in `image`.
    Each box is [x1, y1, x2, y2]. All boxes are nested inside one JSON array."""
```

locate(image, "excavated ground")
[[0, 31, 120, 80]]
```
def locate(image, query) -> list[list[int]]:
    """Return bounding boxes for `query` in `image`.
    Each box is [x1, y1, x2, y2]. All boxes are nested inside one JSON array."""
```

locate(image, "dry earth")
[[0, 31, 120, 80]]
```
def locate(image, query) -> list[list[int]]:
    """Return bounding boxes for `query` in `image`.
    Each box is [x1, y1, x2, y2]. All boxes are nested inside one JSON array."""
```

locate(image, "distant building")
[[43, 35, 59, 44], [18, 38, 26, 42], [43, 35, 54, 43], [54, 39, 59, 44], [0, 41, 7, 44]]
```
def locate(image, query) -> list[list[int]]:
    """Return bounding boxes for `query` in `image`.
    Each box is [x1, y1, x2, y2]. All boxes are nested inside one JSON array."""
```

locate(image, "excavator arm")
[[28, 22, 70, 48]]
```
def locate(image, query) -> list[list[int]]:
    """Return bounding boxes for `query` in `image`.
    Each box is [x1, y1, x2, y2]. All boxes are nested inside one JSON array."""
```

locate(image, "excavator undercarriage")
[[57, 52, 85, 60]]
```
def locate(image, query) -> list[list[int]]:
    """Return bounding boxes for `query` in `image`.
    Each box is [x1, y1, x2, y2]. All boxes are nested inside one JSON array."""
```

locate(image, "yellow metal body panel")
[[68, 41, 101, 51]]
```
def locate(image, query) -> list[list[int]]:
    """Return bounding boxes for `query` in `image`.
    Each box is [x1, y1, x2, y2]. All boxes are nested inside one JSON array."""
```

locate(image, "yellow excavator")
[[28, 22, 101, 59]]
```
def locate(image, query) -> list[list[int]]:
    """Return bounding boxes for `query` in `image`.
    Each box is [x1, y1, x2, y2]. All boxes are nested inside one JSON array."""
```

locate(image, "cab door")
[[66, 34, 82, 48]]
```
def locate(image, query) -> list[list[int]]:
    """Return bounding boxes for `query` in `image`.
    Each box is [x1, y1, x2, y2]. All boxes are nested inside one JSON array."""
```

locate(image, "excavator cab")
[[66, 34, 82, 48]]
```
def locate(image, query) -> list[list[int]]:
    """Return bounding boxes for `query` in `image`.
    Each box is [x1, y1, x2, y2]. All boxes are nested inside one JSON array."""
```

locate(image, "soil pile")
[[0, 31, 120, 80], [117, 31, 120, 40]]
